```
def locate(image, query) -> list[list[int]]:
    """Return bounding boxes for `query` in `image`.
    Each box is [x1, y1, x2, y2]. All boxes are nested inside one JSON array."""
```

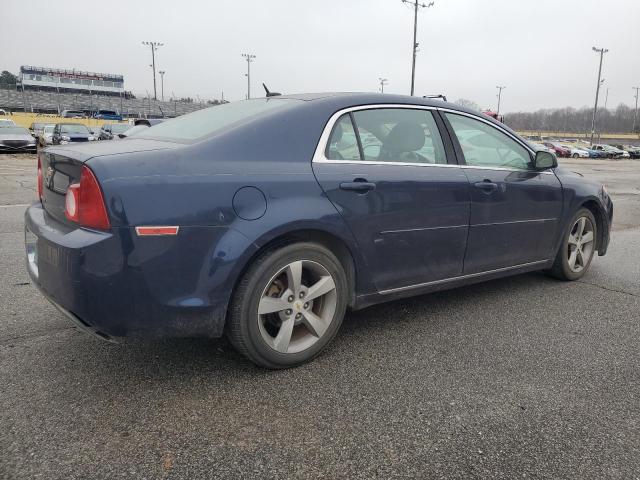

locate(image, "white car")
[[562, 145, 590, 158], [39, 125, 55, 146], [0, 118, 16, 127]]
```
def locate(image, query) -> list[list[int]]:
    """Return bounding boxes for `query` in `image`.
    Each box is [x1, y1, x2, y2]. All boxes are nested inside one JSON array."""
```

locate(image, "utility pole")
[[590, 46, 608, 145], [633, 86, 640, 133], [142, 41, 163, 100], [496, 85, 506, 115], [241, 53, 256, 99], [159, 71, 165, 102], [379, 77, 388, 93], [401, 0, 434, 96]]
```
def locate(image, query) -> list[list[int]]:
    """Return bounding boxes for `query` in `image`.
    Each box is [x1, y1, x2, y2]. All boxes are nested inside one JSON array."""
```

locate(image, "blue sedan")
[[25, 93, 613, 368]]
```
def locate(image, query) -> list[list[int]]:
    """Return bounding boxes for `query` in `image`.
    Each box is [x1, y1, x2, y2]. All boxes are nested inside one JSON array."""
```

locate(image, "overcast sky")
[[3, 0, 639, 112]]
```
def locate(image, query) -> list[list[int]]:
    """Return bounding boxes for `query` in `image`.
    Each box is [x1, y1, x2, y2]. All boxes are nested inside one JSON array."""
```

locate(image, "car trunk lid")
[[40, 139, 178, 225]]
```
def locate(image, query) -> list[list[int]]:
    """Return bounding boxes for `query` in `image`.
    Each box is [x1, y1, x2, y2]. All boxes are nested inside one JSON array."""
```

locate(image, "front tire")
[[547, 208, 597, 281], [226, 243, 348, 369]]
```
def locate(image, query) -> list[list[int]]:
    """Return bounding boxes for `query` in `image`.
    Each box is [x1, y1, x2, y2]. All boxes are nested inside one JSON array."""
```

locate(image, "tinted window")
[[445, 113, 531, 170], [326, 114, 360, 160], [60, 124, 90, 134], [352, 108, 446, 164], [135, 98, 298, 142]]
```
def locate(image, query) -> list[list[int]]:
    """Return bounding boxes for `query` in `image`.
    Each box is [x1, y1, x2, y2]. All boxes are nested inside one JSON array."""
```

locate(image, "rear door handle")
[[339, 180, 376, 193], [473, 180, 498, 192]]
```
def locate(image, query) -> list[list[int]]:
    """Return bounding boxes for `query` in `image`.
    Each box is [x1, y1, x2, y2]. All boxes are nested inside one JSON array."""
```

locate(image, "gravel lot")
[[0, 153, 638, 479]]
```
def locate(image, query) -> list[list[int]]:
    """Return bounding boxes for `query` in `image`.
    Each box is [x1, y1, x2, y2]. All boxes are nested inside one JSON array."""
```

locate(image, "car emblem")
[[44, 166, 54, 187]]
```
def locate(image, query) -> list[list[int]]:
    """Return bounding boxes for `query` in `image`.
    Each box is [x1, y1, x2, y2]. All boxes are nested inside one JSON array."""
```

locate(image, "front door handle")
[[339, 179, 376, 193], [473, 180, 498, 192]]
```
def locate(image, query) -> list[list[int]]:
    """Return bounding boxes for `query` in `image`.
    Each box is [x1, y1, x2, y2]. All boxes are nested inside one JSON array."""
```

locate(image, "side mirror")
[[534, 150, 557, 170]]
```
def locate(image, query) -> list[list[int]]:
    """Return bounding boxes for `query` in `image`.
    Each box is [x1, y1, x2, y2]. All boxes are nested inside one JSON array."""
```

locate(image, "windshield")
[[110, 123, 130, 134], [60, 124, 90, 134], [0, 127, 30, 135], [135, 98, 299, 142], [44, 126, 54, 133]]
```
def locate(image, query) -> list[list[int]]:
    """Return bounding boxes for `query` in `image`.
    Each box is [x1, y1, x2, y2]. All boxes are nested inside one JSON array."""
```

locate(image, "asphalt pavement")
[[0, 154, 638, 479]]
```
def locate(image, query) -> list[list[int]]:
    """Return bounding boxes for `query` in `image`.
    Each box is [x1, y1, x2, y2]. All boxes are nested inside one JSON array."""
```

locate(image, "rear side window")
[[135, 98, 299, 142], [445, 113, 532, 170], [326, 115, 360, 161], [325, 108, 447, 164]]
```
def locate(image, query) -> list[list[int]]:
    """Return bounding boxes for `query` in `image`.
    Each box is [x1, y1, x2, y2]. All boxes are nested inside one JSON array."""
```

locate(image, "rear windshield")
[[60, 124, 90, 134], [135, 98, 298, 142]]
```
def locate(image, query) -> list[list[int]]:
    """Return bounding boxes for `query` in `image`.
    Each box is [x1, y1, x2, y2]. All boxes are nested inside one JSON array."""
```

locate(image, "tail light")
[[37, 153, 43, 200], [64, 165, 111, 230]]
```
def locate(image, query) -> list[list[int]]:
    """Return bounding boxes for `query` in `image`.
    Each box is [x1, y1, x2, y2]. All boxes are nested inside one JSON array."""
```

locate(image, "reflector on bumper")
[[135, 226, 179, 236]]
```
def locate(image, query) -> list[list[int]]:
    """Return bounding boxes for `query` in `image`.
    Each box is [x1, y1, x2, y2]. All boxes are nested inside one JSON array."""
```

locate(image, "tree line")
[[454, 98, 639, 134]]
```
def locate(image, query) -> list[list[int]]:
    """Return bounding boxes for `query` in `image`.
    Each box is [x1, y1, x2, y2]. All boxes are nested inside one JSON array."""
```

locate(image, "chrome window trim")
[[312, 104, 554, 175]]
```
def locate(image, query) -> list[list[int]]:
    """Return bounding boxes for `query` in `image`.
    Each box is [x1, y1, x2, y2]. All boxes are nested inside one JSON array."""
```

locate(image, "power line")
[[401, 0, 434, 96], [241, 53, 256, 99], [142, 41, 163, 100], [590, 46, 608, 146]]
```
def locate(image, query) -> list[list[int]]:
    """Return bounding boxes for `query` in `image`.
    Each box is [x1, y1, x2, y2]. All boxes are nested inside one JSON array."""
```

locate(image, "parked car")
[[38, 125, 55, 147], [527, 141, 555, 154], [543, 142, 571, 157], [52, 123, 96, 145], [134, 118, 165, 127], [612, 144, 640, 159], [118, 124, 149, 138], [98, 123, 131, 140], [0, 118, 16, 127], [28, 122, 47, 137], [561, 145, 590, 158], [93, 110, 123, 121], [60, 110, 86, 119], [592, 144, 626, 158], [25, 93, 613, 368], [0, 126, 37, 153]]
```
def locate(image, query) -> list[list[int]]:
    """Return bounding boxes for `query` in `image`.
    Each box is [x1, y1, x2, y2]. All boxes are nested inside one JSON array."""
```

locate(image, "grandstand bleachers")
[[0, 88, 209, 118]]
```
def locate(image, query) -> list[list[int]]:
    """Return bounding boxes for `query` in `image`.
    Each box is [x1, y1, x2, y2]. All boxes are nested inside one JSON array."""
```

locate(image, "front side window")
[[445, 113, 532, 170], [353, 108, 446, 164], [326, 114, 360, 161]]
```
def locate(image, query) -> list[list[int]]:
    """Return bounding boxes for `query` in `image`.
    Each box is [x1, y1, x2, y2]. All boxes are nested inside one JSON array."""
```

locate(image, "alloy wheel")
[[567, 216, 595, 273], [257, 260, 337, 354]]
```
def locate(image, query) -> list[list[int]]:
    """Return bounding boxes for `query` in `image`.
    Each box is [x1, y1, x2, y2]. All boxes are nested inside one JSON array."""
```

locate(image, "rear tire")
[[226, 242, 348, 369], [547, 208, 597, 281]]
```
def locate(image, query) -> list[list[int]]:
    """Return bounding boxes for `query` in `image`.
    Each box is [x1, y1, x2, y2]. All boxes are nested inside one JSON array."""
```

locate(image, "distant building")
[[19, 65, 124, 97]]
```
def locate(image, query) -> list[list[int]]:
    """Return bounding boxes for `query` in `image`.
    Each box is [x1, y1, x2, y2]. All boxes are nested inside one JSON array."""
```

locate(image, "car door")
[[442, 111, 563, 274], [312, 106, 470, 292]]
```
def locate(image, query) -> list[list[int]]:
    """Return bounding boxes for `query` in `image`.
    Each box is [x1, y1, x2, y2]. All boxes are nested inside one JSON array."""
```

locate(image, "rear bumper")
[[25, 203, 256, 339]]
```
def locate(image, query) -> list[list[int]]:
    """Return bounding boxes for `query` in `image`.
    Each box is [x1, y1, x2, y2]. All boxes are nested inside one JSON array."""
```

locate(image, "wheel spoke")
[[273, 318, 295, 353], [301, 310, 329, 338], [576, 247, 585, 268], [581, 231, 594, 244], [576, 217, 586, 239], [305, 276, 336, 301], [258, 295, 289, 315], [567, 233, 579, 246], [286, 261, 303, 294], [568, 247, 578, 269]]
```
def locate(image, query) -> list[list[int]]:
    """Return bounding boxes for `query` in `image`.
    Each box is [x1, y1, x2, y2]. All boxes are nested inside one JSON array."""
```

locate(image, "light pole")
[[633, 86, 640, 133], [590, 46, 608, 145], [401, 0, 434, 96], [496, 85, 506, 115], [241, 53, 256, 99], [379, 78, 388, 93], [142, 41, 163, 100], [159, 71, 165, 102]]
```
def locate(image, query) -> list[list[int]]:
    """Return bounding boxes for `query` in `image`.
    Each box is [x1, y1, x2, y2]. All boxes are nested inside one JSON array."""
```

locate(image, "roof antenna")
[[423, 94, 447, 101], [263, 83, 282, 97]]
